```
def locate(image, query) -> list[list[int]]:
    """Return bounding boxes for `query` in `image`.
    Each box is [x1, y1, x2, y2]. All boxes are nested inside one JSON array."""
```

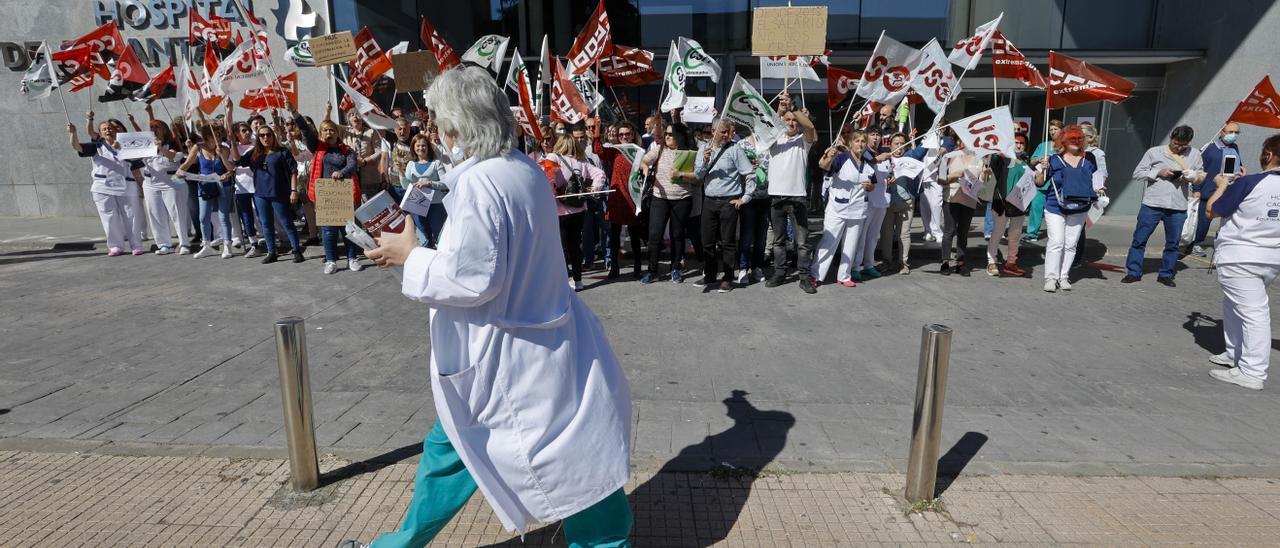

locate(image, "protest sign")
[[399, 184, 435, 217], [1006, 167, 1037, 212], [751, 7, 827, 56], [115, 131, 157, 160], [392, 51, 439, 92], [683, 97, 715, 123], [314, 178, 354, 226], [307, 31, 357, 66]]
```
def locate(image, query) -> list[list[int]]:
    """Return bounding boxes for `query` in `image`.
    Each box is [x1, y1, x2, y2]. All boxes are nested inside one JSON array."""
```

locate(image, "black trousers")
[[609, 222, 644, 273], [701, 197, 740, 282], [941, 202, 977, 264], [769, 196, 812, 276], [560, 212, 585, 282], [647, 197, 693, 275]]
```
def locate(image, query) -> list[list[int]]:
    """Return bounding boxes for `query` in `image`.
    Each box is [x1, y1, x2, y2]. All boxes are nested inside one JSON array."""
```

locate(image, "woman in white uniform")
[[140, 119, 189, 255], [803, 129, 875, 292], [359, 66, 633, 548], [68, 117, 146, 256], [1205, 134, 1280, 391]]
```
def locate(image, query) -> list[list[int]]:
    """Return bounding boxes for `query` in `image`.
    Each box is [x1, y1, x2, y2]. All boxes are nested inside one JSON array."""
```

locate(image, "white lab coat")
[[400, 152, 632, 533]]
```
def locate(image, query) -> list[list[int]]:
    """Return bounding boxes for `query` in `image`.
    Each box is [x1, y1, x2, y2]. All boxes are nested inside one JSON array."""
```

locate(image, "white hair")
[[424, 66, 516, 160]]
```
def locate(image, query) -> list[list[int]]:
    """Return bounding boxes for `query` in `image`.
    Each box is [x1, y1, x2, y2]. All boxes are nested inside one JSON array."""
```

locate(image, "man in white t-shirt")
[[764, 109, 818, 287]]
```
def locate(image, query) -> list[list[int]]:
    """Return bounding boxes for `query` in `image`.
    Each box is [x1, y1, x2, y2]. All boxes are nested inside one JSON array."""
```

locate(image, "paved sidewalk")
[[5, 449, 1280, 547]]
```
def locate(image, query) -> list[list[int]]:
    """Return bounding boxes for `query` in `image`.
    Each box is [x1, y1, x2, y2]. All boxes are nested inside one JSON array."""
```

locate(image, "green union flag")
[[721, 74, 782, 151]]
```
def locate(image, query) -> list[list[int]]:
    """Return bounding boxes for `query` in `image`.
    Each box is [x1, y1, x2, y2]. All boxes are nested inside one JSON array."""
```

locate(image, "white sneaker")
[[178, 246, 191, 255], [324, 261, 338, 275], [209, 238, 224, 248], [735, 269, 749, 285], [244, 245, 261, 258], [1057, 278, 1073, 291], [348, 258, 364, 272], [155, 246, 173, 255], [193, 245, 215, 259], [1209, 367, 1264, 390], [1210, 352, 1235, 367], [231, 237, 244, 249], [221, 245, 233, 259], [1043, 279, 1058, 292]]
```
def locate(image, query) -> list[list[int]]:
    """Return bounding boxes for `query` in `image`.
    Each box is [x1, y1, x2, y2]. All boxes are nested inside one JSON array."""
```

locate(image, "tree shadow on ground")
[[482, 390, 795, 547]]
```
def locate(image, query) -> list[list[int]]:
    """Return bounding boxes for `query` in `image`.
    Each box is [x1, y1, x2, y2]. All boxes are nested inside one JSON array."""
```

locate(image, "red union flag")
[[599, 45, 660, 86], [950, 106, 1018, 159], [1227, 75, 1280, 129], [1047, 52, 1134, 108], [514, 70, 543, 144], [68, 22, 128, 79], [420, 16, 460, 72], [826, 66, 860, 109], [241, 72, 299, 111], [353, 28, 393, 82], [567, 0, 613, 75], [991, 31, 1046, 89], [53, 46, 96, 92], [189, 10, 232, 48], [551, 57, 590, 124], [856, 32, 921, 104]]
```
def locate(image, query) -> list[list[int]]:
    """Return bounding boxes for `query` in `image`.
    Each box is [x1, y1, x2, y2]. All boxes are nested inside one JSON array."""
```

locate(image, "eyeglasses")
[[617, 132, 634, 138], [257, 133, 273, 138]]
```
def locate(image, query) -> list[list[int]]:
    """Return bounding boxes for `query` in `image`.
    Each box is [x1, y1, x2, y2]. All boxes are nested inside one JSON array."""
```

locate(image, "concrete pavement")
[[1, 213, 1278, 479]]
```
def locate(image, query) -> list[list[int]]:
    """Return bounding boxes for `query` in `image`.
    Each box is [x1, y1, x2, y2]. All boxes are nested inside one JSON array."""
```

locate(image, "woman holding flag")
[[68, 115, 147, 257], [604, 121, 646, 279]]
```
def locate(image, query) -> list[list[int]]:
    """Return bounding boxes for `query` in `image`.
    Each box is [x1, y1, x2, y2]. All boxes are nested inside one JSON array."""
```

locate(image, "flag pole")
[[56, 84, 72, 125], [157, 98, 175, 123], [797, 59, 806, 110]]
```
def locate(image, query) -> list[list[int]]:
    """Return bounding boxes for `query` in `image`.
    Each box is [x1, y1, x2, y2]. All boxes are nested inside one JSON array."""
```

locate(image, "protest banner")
[[314, 178, 355, 226], [114, 131, 157, 160], [751, 6, 827, 56], [392, 51, 439, 93], [683, 96, 715, 123], [307, 31, 357, 66]]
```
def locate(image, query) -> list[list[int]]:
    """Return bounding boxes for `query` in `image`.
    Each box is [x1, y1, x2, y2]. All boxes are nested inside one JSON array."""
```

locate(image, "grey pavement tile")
[[333, 422, 403, 449], [216, 422, 282, 446]]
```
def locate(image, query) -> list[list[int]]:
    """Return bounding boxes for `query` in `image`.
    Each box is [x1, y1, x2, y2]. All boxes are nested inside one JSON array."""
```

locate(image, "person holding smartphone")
[[1123, 126, 1205, 287], [1188, 122, 1244, 257]]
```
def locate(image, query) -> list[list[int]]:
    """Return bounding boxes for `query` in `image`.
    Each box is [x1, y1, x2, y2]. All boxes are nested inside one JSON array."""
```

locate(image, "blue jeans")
[[199, 184, 235, 242], [186, 181, 201, 241], [235, 193, 258, 239], [321, 225, 358, 262], [583, 198, 608, 267], [254, 196, 299, 254], [983, 202, 994, 237], [1126, 204, 1187, 279], [416, 203, 448, 248], [1193, 197, 1216, 246]]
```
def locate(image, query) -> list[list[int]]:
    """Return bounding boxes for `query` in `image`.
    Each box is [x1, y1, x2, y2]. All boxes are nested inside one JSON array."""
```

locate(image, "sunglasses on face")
[[617, 132, 633, 138], [258, 132, 273, 138]]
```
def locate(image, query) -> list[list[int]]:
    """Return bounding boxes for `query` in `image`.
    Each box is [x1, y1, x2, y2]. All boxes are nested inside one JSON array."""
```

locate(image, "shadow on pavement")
[[320, 442, 423, 488], [934, 431, 988, 498], [1183, 312, 1226, 355], [0, 250, 102, 266], [483, 390, 795, 547]]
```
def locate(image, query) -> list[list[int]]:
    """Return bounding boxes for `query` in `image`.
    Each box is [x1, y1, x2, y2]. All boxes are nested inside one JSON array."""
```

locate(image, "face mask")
[[1223, 133, 1239, 145]]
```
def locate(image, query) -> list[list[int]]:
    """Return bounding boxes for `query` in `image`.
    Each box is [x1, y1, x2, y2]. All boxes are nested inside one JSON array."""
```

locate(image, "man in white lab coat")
[[359, 66, 634, 548]]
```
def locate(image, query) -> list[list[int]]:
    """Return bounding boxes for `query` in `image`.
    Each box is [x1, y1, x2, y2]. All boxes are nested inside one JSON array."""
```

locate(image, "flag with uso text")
[[857, 32, 922, 104], [949, 106, 1018, 159], [909, 39, 960, 115], [948, 13, 1002, 70], [567, 0, 612, 75], [1047, 52, 1134, 108], [1227, 75, 1280, 129], [826, 66, 859, 109]]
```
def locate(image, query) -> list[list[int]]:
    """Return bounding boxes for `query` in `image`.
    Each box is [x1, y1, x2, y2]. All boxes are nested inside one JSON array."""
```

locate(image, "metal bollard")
[[905, 324, 953, 503], [274, 316, 319, 491]]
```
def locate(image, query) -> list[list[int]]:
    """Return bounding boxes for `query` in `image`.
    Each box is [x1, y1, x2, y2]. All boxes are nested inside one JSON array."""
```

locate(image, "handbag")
[[639, 147, 663, 213], [553, 156, 586, 208], [1049, 155, 1096, 215], [198, 180, 222, 200]]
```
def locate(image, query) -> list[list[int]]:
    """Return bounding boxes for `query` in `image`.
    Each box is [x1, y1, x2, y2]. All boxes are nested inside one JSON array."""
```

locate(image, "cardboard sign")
[[115, 131, 157, 160], [314, 178, 354, 226], [683, 96, 715, 123], [392, 51, 439, 93], [751, 7, 827, 56], [307, 31, 357, 66]]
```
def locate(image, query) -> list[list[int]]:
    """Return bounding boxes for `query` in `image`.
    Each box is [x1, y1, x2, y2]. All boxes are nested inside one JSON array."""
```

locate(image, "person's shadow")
[[482, 390, 795, 547], [1183, 311, 1226, 355]]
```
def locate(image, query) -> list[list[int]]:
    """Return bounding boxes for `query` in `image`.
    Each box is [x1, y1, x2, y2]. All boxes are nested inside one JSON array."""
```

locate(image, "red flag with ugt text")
[[1227, 75, 1280, 129], [826, 66, 860, 109], [420, 16, 461, 72], [551, 57, 590, 124], [599, 45, 660, 86], [1047, 52, 1134, 108], [241, 72, 298, 112], [353, 28, 393, 82], [991, 31, 1046, 89], [566, 0, 613, 75]]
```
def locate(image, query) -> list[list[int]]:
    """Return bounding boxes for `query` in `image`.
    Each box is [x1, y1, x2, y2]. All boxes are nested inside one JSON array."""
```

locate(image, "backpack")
[[1049, 153, 1097, 215], [543, 156, 586, 208]]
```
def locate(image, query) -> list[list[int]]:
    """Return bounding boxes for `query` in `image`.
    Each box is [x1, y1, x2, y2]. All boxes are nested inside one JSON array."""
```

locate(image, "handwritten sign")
[[307, 31, 357, 66], [751, 7, 827, 56], [683, 96, 715, 123], [314, 178, 354, 226], [115, 132, 157, 160], [392, 51, 439, 93]]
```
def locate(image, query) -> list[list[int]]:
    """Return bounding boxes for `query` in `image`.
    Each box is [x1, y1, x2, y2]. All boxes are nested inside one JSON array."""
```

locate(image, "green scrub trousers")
[[371, 420, 633, 548]]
